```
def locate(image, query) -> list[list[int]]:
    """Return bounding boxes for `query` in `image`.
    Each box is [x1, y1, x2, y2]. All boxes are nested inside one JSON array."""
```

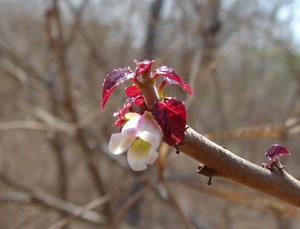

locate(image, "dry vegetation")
[[0, 0, 300, 228]]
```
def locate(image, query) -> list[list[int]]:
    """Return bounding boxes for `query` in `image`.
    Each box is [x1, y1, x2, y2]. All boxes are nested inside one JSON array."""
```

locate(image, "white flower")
[[109, 112, 162, 171]]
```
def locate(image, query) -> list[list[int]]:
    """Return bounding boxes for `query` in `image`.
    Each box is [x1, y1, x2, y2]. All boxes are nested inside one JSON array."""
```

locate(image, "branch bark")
[[179, 128, 300, 207], [45, 1, 111, 221], [141, 68, 300, 208], [143, 0, 164, 59], [0, 174, 104, 225]]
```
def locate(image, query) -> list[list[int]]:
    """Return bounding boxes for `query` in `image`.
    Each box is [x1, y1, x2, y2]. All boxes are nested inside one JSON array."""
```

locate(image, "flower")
[[108, 112, 162, 171], [101, 60, 193, 171]]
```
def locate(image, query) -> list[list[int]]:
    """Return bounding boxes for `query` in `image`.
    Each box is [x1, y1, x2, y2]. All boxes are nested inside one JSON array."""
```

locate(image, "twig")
[[109, 182, 151, 229], [46, 180, 134, 229], [141, 65, 300, 208], [45, 1, 111, 220], [204, 125, 286, 140], [156, 185, 196, 229], [0, 175, 104, 225], [0, 121, 60, 132], [171, 178, 300, 220]]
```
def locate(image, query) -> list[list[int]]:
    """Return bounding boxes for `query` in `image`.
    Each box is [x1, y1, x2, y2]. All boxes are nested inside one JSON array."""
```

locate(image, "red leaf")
[[125, 85, 146, 107], [125, 85, 142, 98], [113, 103, 132, 127], [265, 144, 290, 161], [134, 59, 155, 76], [101, 67, 133, 108], [152, 98, 186, 145], [154, 66, 192, 95], [264, 144, 291, 169]]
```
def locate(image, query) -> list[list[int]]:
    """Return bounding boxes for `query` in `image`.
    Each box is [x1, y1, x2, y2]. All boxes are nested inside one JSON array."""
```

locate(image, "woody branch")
[[142, 77, 300, 207]]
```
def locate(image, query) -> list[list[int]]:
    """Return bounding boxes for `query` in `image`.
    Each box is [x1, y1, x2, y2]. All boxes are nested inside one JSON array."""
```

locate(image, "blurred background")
[[0, 0, 300, 228]]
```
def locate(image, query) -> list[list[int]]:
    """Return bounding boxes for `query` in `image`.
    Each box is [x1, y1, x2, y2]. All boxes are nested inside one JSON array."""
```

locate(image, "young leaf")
[[265, 144, 290, 162], [101, 67, 133, 108], [125, 85, 146, 107], [152, 98, 187, 145], [134, 59, 155, 76], [154, 66, 192, 95]]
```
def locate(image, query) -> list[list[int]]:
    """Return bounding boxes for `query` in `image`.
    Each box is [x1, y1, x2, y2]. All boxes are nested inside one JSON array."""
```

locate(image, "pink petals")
[[108, 112, 162, 171]]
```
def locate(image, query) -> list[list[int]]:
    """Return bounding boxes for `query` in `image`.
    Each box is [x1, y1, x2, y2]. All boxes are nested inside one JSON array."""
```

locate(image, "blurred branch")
[[204, 117, 300, 141], [143, 0, 164, 59], [45, 1, 111, 221], [0, 174, 104, 225], [0, 121, 63, 132], [0, 44, 45, 84], [109, 182, 151, 229], [46, 179, 137, 229], [171, 178, 300, 220], [205, 125, 285, 140], [153, 184, 196, 229], [63, 0, 90, 49]]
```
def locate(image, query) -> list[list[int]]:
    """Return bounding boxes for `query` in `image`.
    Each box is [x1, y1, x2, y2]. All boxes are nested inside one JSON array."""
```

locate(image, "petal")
[[109, 132, 136, 155], [127, 139, 151, 171], [122, 113, 142, 135], [146, 148, 159, 165], [136, 112, 162, 147]]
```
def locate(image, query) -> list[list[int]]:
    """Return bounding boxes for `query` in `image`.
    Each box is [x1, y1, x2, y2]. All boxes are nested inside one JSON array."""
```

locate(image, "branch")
[[45, 3, 111, 220], [0, 175, 104, 225], [174, 179, 300, 220], [141, 69, 300, 208], [0, 121, 59, 132], [45, 179, 134, 229], [179, 128, 300, 207], [153, 184, 195, 229], [109, 183, 151, 229]]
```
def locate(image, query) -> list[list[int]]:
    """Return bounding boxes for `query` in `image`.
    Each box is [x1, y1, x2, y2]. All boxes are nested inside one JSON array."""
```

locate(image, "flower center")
[[130, 138, 151, 159]]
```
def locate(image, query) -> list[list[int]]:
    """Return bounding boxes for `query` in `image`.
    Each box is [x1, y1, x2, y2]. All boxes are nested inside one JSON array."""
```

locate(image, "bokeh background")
[[0, 0, 300, 228]]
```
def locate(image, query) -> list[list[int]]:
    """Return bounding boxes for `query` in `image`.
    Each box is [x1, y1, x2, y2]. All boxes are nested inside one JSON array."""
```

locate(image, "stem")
[[141, 75, 300, 207], [140, 77, 159, 109], [179, 129, 300, 207]]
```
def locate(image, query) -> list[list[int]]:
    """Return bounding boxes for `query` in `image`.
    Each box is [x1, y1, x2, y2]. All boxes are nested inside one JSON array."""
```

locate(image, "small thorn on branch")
[[222, 145, 228, 149], [208, 176, 212, 185], [197, 164, 217, 185], [175, 145, 180, 154]]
